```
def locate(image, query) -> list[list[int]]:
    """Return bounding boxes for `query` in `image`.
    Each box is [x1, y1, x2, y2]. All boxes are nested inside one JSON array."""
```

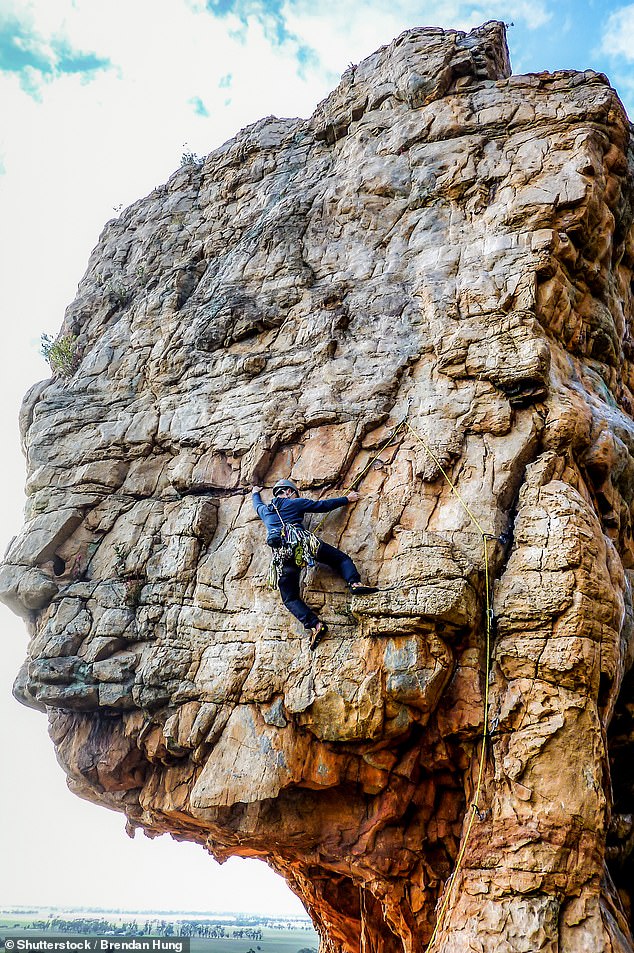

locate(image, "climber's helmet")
[[272, 479, 299, 498]]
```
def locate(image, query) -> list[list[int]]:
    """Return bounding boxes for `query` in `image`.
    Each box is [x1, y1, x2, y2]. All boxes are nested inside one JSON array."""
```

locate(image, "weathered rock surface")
[[3, 19, 634, 952]]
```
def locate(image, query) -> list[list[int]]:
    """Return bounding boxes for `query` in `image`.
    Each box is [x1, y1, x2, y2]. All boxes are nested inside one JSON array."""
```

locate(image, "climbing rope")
[[312, 419, 407, 533], [403, 421, 493, 953], [316, 416, 494, 949]]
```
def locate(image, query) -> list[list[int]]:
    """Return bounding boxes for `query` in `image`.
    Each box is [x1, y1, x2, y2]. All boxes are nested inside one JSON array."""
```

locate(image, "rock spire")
[[3, 19, 634, 953]]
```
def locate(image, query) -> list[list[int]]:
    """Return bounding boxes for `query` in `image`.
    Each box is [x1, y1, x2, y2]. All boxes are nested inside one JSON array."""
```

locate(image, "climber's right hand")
[[347, 491, 360, 502], [252, 485, 263, 494]]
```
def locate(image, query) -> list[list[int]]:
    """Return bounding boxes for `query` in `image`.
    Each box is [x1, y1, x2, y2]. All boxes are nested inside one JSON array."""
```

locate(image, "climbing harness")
[[262, 411, 493, 942], [266, 544, 295, 589], [266, 501, 321, 589], [264, 424, 406, 589]]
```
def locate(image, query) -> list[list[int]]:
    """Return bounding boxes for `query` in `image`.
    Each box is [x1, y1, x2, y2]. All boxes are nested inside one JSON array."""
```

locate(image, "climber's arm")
[[301, 491, 359, 514], [251, 487, 268, 520]]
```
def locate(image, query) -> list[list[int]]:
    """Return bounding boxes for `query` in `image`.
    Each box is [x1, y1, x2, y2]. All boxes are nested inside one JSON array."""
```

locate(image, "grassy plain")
[[0, 921, 319, 953]]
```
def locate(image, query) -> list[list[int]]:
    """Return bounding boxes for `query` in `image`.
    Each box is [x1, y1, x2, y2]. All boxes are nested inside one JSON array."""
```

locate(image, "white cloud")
[[0, 0, 335, 336], [279, 0, 553, 81], [593, 3, 634, 116], [499, 0, 551, 30], [0, 604, 308, 914], [600, 2, 634, 60]]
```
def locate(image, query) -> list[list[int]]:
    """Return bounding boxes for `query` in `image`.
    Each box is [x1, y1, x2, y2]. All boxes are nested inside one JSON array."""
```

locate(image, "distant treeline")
[[14, 919, 268, 940]]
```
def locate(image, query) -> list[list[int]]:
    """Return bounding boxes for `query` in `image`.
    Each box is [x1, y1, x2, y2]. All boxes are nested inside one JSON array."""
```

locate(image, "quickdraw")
[[266, 503, 321, 590]]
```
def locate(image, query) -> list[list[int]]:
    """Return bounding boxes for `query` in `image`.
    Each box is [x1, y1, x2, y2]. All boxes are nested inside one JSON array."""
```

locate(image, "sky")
[[3, 0, 634, 919]]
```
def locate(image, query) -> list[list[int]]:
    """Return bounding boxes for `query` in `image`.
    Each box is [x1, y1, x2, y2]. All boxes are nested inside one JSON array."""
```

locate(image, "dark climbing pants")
[[277, 540, 361, 629]]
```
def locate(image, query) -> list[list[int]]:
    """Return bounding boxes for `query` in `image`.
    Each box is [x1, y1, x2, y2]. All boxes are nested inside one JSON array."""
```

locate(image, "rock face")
[[3, 19, 634, 952]]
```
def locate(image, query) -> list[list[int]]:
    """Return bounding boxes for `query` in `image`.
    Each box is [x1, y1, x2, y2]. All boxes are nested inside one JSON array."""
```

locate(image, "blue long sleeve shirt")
[[252, 492, 350, 545]]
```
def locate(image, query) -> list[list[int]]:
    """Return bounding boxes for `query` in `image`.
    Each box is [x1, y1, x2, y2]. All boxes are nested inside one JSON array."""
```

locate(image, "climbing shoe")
[[309, 620, 328, 650], [348, 582, 379, 594]]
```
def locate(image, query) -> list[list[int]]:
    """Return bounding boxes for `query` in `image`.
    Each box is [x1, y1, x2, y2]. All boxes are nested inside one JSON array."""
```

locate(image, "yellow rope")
[[403, 421, 493, 952], [346, 419, 407, 493], [313, 420, 406, 533], [311, 415, 493, 947], [403, 422, 486, 535]]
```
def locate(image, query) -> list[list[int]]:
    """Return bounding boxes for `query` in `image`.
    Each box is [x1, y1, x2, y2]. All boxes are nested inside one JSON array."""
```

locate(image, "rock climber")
[[252, 479, 377, 648]]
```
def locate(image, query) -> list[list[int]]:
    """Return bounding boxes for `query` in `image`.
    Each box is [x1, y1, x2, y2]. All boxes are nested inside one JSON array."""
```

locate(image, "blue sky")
[[3, 0, 634, 917], [2, 1, 634, 195], [2, 1, 634, 119]]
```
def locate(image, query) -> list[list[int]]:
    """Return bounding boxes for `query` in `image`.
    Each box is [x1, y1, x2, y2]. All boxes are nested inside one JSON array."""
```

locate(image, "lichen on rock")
[[3, 18, 634, 953]]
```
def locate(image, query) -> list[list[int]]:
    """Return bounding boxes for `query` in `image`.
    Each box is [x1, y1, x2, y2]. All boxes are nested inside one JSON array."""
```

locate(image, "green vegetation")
[[40, 333, 80, 379], [94, 272, 133, 310], [105, 277, 132, 309], [181, 145, 203, 168], [0, 911, 318, 953]]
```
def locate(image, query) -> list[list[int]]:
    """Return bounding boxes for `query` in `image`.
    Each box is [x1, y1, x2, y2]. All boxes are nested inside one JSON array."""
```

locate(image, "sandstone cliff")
[[3, 20, 634, 953]]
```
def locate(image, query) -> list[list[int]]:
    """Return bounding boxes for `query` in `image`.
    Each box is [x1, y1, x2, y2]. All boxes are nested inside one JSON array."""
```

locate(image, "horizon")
[[1, 906, 311, 919]]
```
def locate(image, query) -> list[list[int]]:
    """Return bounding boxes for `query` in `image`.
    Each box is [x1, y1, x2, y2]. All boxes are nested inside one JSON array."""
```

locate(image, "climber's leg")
[[278, 562, 319, 629], [315, 541, 378, 593], [315, 541, 361, 586]]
